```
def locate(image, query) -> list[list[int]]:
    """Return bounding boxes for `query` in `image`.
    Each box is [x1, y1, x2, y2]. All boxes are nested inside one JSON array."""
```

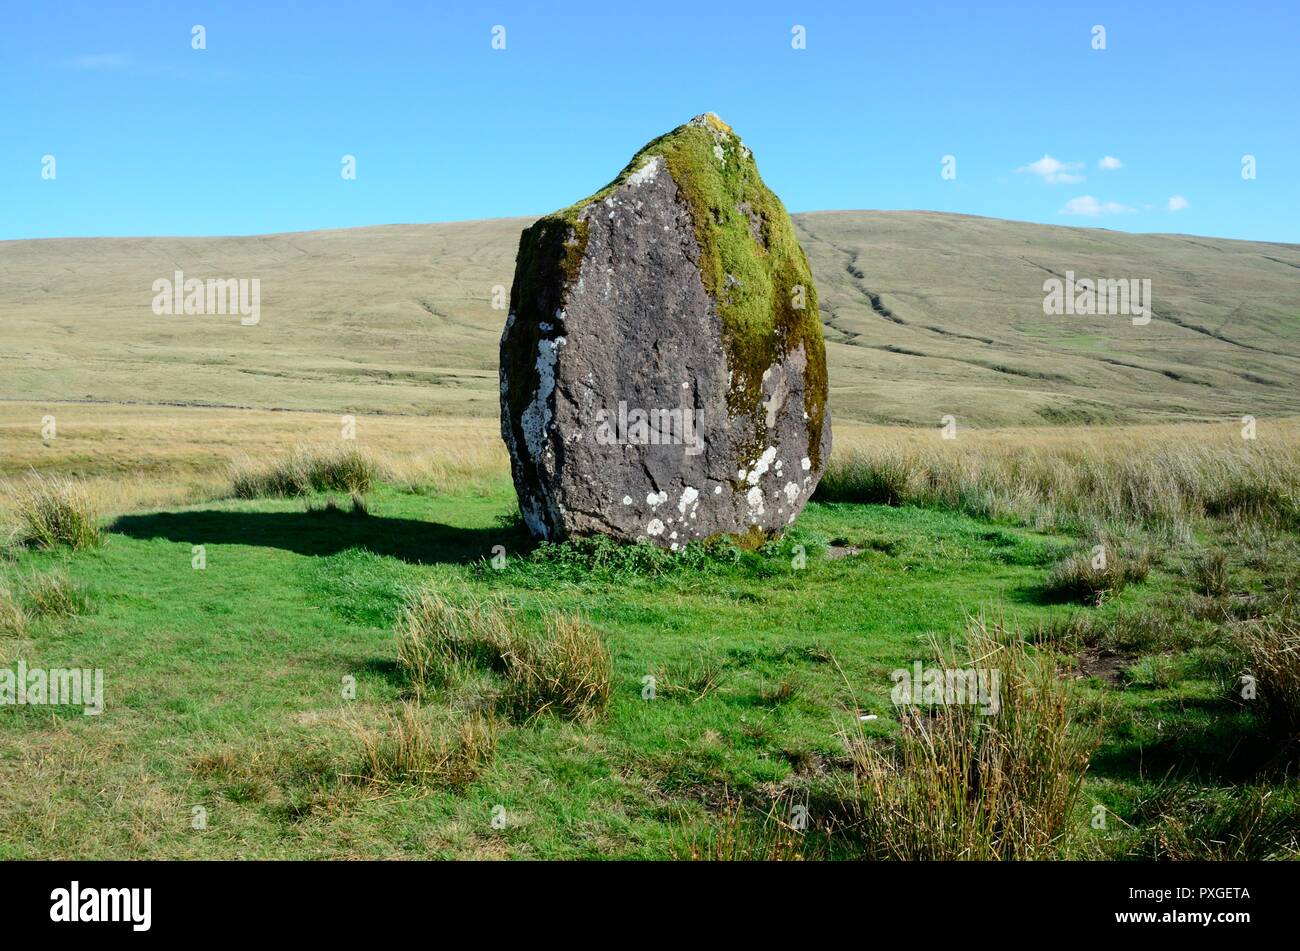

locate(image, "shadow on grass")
[[1005, 583, 1063, 606], [110, 508, 533, 566], [1089, 702, 1287, 784]]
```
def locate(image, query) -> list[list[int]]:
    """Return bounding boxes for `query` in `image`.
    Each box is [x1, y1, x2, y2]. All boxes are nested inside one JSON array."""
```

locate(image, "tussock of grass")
[[823, 619, 1097, 860], [354, 705, 498, 788], [1236, 611, 1300, 742], [229, 446, 384, 499], [1190, 549, 1231, 598], [653, 652, 727, 703], [396, 591, 515, 696], [501, 613, 612, 723], [1043, 544, 1150, 606], [395, 589, 612, 723], [6, 473, 101, 550], [19, 570, 89, 620]]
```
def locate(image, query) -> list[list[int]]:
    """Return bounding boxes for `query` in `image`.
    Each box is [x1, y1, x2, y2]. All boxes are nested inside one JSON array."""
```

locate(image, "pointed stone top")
[[688, 112, 735, 136]]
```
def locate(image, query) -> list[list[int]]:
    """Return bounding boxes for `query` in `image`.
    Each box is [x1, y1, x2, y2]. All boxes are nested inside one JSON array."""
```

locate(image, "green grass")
[[0, 479, 1087, 857], [0, 476, 1293, 859]]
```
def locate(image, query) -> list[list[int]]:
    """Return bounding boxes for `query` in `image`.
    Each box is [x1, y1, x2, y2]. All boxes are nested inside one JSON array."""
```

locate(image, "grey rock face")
[[500, 117, 830, 548]]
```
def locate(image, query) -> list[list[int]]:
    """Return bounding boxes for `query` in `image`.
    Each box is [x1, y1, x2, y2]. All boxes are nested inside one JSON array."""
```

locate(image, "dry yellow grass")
[[0, 401, 507, 520], [823, 417, 1300, 538], [4, 400, 1298, 545]]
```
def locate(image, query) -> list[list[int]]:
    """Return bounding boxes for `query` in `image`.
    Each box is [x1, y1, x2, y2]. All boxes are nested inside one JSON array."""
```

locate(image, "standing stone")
[[500, 114, 830, 548]]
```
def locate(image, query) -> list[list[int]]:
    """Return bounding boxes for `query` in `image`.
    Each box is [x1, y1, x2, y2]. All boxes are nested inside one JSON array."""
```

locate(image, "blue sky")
[[2, 0, 1297, 242]]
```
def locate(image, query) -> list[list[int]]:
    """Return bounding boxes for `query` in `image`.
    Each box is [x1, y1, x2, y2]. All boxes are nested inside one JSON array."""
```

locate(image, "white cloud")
[[1098, 156, 1123, 170], [60, 53, 131, 70], [1059, 195, 1134, 217], [1017, 154, 1085, 185], [1167, 195, 1190, 211]]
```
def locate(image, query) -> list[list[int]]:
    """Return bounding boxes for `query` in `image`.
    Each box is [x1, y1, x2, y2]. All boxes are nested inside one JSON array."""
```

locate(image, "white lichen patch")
[[646, 490, 668, 507], [520, 335, 566, 459], [801, 457, 812, 471], [783, 481, 800, 503], [626, 155, 662, 188], [646, 518, 665, 536], [746, 485, 764, 514], [714, 485, 723, 495], [622, 495, 633, 505], [746, 447, 777, 485], [678, 486, 699, 514]]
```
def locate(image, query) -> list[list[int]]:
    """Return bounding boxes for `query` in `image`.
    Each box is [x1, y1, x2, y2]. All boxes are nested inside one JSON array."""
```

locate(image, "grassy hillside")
[[3, 212, 1297, 426]]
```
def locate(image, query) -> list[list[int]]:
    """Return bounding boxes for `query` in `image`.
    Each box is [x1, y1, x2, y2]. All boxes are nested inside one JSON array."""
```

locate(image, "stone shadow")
[[110, 507, 532, 566]]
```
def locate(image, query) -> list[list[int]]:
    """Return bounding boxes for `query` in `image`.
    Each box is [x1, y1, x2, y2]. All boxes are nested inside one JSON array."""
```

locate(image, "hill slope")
[[2, 212, 1297, 425]]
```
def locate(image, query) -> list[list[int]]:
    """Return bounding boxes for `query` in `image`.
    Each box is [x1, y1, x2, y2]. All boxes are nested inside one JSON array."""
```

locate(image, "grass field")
[[3, 403, 1297, 859]]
